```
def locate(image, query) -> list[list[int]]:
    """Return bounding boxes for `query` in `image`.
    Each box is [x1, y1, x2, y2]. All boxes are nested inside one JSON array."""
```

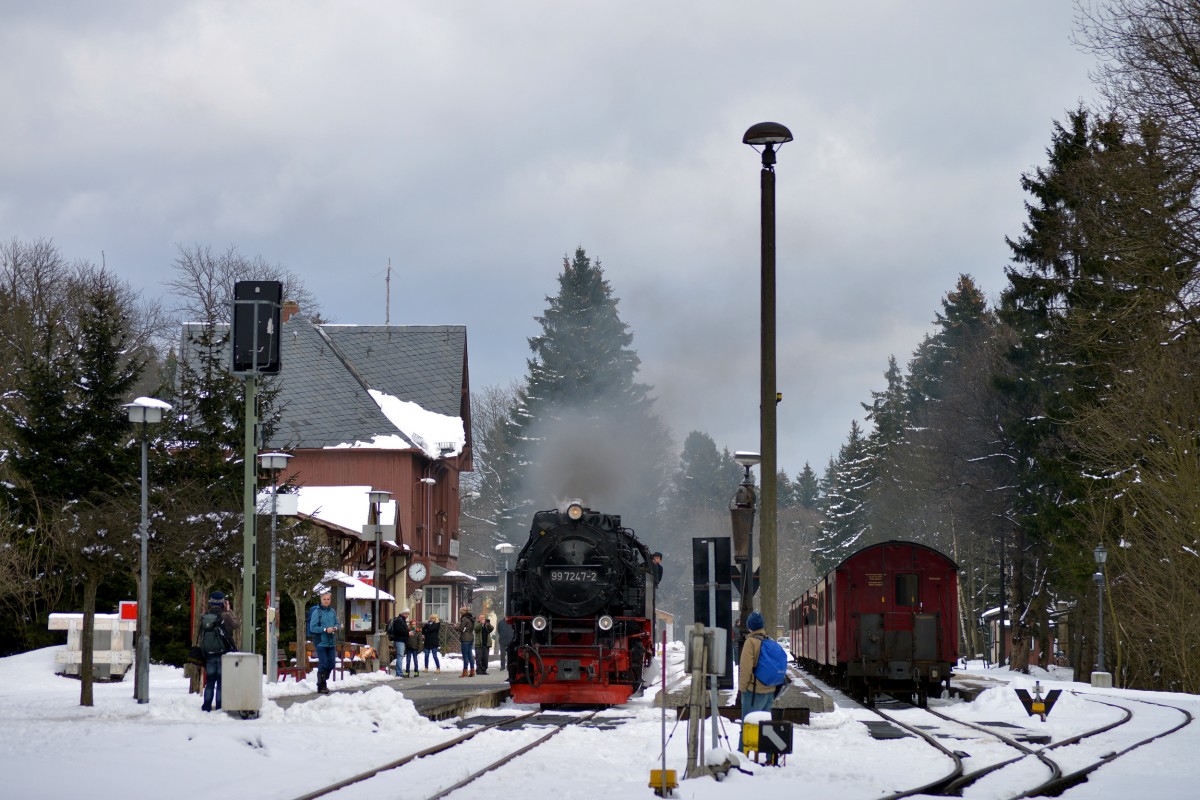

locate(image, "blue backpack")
[[306, 605, 320, 640], [753, 637, 788, 686]]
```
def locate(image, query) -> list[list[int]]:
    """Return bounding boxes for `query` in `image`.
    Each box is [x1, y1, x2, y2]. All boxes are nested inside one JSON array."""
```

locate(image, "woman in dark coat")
[[422, 615, 442, 673]]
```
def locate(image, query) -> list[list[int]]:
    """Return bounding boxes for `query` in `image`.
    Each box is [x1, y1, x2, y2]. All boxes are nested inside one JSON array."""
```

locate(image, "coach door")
[[914, 614, 937, 661]]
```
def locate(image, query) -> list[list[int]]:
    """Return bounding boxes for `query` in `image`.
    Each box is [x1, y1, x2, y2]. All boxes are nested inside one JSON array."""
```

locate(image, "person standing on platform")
[[309, 591, 339, 694], [405, 620, 423, 677], [737, 610, 775, 749], [475, 614, 494, 675], [422, 615, 442, 673], [496, 616, 513, 672], [198, 591, 236, 712], [388, 609, 411, 677], [458, 606, 476, 677]]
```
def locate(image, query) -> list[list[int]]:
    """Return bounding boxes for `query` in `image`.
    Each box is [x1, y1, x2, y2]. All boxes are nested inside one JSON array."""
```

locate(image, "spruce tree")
[[794, 463, 819, 510], [811, 421, 874, 574], [503, 247, 670, 537]]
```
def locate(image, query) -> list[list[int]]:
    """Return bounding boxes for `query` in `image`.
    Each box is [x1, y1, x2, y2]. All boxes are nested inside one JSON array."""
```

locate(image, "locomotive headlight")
[[567, 502, 584, 521], [532, 615, 548, 631], [598, 615, 614, 631]]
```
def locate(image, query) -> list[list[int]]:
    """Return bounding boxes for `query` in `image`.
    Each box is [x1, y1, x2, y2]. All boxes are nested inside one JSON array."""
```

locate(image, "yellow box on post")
[[648, 769, 677, 797], [742, 721, 761, 753]]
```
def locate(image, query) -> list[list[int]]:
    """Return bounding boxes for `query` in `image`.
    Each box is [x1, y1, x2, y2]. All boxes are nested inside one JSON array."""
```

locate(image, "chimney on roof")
[[282, 300, 300, 323]]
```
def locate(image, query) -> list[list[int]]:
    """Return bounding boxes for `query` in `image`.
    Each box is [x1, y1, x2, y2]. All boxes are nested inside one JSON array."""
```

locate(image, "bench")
[[284, 642, 345, 682]]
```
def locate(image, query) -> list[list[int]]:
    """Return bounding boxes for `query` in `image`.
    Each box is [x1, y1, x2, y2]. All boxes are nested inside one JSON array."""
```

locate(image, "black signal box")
[[232, 281, 283, 374]]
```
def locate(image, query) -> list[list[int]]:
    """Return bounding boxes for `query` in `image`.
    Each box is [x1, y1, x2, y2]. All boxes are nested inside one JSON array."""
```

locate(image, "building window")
[[424, 585, 450, 625]]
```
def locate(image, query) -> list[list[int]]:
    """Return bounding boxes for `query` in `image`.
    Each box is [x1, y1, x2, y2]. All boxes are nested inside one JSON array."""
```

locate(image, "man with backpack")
[[308, 591, 339, 694], [198, 591, 236, 712], [737, 610, 786, 749]]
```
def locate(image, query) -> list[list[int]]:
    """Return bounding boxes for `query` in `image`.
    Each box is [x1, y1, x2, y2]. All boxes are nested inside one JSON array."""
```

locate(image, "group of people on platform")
[[385, 604, 508, 678]]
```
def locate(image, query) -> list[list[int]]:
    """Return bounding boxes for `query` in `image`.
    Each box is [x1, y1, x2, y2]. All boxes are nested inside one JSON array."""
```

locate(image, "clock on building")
[[408, 560, 428, 582]]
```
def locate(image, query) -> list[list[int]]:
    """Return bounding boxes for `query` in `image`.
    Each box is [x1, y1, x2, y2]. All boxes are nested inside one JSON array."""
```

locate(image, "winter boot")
[[460, 668, 469, 677], [469, 668, 476, 677], [414, 670, 420, 677]]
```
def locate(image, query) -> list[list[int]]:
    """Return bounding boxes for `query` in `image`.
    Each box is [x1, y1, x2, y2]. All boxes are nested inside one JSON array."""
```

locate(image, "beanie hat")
[[209, 591, 225, 605], [747, 610, 764, 631], [401, 608, 410, 615]]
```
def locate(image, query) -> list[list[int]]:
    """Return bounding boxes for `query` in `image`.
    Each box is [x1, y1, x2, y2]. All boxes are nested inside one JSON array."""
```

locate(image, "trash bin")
[[221, 652, 263, 717]]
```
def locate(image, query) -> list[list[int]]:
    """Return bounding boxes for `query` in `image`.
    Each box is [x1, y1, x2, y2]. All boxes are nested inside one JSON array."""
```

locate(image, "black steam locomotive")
[[504, 502, 656, 706]]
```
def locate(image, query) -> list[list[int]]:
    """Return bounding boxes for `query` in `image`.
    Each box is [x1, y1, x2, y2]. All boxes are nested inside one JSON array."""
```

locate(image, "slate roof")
[[180, 319, 467, 452], [319, 325, 466, 419]]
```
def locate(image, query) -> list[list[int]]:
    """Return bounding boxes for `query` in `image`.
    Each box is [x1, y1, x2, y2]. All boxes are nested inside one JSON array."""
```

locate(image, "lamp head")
[[258, 452, 292, 471], [743, 122, 793, 146], [124, 397, 171, 425], [1093, 543, 1108, 565], [368, 489, 392, 506]]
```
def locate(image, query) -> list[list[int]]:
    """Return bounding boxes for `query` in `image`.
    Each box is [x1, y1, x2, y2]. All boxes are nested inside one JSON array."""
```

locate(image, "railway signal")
[[1015, 681, 1061, 721]]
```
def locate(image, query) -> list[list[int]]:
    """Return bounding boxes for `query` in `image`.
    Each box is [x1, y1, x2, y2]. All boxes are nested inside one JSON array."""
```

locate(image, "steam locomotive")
[[504, 502, 656, 706]]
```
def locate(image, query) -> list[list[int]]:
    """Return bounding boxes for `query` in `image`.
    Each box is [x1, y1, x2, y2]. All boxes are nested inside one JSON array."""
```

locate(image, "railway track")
[[291, 707, 604, 800], [797, 665, 1193, 799]]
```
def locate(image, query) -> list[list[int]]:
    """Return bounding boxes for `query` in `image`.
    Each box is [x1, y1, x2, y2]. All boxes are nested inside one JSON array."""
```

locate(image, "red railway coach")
[[789, 540, 958, 706]]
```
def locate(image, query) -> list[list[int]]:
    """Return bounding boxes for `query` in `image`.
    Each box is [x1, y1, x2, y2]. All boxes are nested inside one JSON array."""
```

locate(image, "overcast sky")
[[0, 1, 1098, 478]]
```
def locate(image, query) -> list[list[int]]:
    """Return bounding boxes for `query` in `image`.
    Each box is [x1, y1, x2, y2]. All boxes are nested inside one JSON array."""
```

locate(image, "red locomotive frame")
[[789, 540, 958, 706], [507, 614, 654, 706]]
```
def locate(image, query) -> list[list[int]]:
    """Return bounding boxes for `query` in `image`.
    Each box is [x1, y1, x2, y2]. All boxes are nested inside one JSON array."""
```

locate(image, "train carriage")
[[790, 540, 958, 706], [504, 502, 655, 707]]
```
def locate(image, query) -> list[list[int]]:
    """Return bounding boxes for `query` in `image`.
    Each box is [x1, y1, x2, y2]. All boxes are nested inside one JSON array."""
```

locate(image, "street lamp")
[[730, 451, 760, 645], [1093, 543, 1108, 674], [258, 452, 291, 683], [744, 121, 792, 636], [368, 490, 392, 659], [124, 396, 170, 704], [495, 542, 517, 617]]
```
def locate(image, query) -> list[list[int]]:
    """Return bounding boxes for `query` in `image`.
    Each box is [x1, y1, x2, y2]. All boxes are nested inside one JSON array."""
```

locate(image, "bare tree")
[[165, 243, 324, 324]]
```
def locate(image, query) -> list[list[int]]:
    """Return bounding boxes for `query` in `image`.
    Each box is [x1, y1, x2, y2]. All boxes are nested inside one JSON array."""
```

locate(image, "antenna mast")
[[386, 257, 391, 325]]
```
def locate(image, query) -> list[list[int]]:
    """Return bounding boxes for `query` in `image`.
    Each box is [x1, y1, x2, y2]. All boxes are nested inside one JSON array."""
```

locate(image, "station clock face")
[[408, 561, 428, 582]]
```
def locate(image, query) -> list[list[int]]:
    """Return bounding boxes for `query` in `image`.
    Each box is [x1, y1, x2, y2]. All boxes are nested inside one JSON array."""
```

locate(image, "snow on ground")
[[3, 646, 1197, 800]]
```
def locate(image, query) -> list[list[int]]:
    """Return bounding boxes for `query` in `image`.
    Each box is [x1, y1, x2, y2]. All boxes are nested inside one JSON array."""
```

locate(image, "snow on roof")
[[366, 389, 465, 458], [316, 570, 396, 601], [295, 485, 397, 539]]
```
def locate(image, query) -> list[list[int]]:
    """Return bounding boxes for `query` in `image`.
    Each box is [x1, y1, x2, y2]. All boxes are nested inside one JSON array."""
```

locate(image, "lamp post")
[[743, 121, 792, 636], [124, 397, 170, 704], [495, 542, 517, 618], [1093, 543, 1108, 674], [368, 490, 392, 660], [258, 452, 291, 683]]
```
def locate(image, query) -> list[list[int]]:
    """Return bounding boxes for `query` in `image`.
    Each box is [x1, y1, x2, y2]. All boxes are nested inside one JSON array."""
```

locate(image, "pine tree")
[[794, 463, 819, 510], [810, 421, 874, 574], [669, 431, 739, 516], [503, 247, 671, 535]]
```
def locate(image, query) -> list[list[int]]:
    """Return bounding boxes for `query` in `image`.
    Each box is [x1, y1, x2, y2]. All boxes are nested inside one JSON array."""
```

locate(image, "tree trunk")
[[291, 594, 309, 678], [80, 579, 98, 707]]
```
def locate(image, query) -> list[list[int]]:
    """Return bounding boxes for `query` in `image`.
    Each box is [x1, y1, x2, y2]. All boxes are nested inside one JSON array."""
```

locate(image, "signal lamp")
[[532, 615, 548, 631], [567, 503, 584, 521], [598, 615, 614, 631]]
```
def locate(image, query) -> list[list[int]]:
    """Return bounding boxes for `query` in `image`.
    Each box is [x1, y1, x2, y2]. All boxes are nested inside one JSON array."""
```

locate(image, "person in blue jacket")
[[308, 591, 339, 694]]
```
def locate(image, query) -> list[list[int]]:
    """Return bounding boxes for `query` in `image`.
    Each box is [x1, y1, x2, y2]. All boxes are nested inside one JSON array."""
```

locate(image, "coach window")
[[818, 590, 825, 622], [896, 573, 919, 606]]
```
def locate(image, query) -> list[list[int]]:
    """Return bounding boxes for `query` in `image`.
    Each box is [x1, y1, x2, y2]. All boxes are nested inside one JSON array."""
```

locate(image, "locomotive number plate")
[[550, 569, 600, 582]]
